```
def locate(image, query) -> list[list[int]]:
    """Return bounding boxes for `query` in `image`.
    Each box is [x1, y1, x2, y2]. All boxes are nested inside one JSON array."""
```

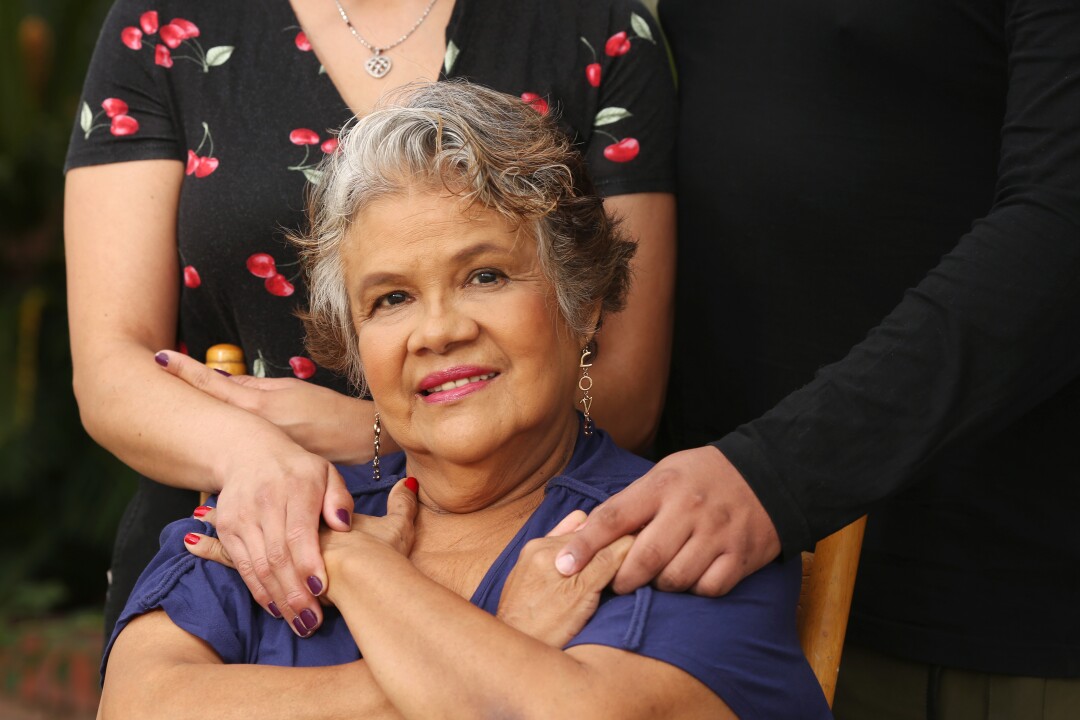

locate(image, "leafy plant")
[[1, 0, 137, 617]]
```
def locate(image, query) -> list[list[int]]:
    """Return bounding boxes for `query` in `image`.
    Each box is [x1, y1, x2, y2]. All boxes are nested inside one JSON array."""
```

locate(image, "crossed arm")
[[99, 490, 730, 720]]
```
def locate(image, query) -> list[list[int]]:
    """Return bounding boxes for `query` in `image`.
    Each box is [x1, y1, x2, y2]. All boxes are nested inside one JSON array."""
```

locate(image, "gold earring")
[[578, 345, 594, 436], [372, 412, 382, 481]]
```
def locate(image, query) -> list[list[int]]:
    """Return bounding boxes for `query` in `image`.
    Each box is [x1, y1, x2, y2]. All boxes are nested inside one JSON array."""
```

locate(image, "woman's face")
[[344, 187, 585, 472]]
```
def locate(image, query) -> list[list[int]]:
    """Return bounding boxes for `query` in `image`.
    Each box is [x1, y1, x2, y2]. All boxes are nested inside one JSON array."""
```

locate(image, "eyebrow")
[[354, 241, 515, 292]]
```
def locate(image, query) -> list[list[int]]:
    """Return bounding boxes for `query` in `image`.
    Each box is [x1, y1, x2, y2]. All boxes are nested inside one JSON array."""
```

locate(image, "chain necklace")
[[332, 0, 438, 79]]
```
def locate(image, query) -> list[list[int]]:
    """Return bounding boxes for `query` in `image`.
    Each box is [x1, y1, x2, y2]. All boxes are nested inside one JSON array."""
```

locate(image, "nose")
[[406, 295, 480, 355]]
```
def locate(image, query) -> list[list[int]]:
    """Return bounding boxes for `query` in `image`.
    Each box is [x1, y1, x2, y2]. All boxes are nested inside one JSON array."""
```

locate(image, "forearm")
[[590, 193, 675, 452], [722, 203, 1080, 553], [101, 659, 399, 720], [331, 545, 624, 720], [73, 338, 290, 491]]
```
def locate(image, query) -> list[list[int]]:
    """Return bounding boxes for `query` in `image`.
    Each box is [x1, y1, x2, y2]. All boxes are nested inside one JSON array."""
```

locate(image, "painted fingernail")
[[155, 352, 169, 367], [292, 617, 310, 636], [336, 508, 351, 526], [193, 505, 211, 518], [307, 576, 324, 595], [404, 477, 419, 494], [299, 608, 318, 631], [213, 368, 232, 377], [184, 533, 200, 546], [268, 602, 282, 618], [555, 552, 576, 575]]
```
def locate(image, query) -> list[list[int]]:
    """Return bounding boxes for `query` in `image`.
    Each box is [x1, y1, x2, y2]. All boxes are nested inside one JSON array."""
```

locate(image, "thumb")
[[183, 532, 236, 569], [321, 465, 355, 531], [555, 481, 658, 576], [576, 535, 634, 590], [386, 476, 420, 523], [547, 510, 588, 538]]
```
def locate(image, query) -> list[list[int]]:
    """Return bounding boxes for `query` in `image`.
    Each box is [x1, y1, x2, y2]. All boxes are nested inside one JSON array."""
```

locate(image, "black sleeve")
[[65, 0, 184, 171], [716, 0, 1080, 555], [582, 1, 677, 197]]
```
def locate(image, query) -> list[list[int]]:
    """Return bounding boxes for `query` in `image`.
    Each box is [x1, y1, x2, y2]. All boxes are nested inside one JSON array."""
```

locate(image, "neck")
[[404, 411, 580, 517]]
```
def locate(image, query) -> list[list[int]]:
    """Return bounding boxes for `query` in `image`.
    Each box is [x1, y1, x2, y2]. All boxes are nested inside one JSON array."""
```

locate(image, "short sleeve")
[[583, 2, 677, 197], [565, 559, 831, 719], [65, 0, 184, 171], [100, 515, 257, 679]]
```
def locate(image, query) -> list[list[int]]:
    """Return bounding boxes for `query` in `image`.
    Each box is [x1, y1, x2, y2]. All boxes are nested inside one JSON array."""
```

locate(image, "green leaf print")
[[630, 13, 654, 43], [594, 107, 633, 126], [205, 46, 234, 67]]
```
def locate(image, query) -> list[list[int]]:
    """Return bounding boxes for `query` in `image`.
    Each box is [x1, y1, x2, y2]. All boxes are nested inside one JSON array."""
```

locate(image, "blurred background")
[[2, 0, 133, 716]]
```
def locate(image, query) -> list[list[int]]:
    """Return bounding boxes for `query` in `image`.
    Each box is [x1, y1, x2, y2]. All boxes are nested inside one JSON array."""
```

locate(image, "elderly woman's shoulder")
[[548, 428, 653, 502]]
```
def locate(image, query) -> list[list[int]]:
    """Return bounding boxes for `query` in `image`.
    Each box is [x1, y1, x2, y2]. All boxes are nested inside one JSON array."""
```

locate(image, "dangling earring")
[[372, 412, 382, 481], [578, 345, 594, 436]]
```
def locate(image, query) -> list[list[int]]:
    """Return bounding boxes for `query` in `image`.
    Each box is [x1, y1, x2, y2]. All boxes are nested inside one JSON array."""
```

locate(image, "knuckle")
[[656, 568, 692, 592], [282, 588, 309, 608], [265, 544, 289, 571], [285, 524, 309, 547], [632, 540, 667, 574]]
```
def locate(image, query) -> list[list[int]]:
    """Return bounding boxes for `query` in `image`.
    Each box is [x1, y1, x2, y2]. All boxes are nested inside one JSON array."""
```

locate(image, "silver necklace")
[[332, 0, 438, 79]]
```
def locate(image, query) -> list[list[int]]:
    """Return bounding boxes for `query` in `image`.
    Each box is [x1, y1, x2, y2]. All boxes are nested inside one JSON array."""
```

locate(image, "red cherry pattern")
[[289, 356, 316, 380], [194, 156, 219, 177], [171, 18, 200, 39], [246, 253, 277, 278], [110, 114, 140, 136], [140, 11, 159, 34], [265, 274, 295, 297], [187, 123, 220, 178], [155, 44, 173, 67], [520, 93, 549, 115], [101, 98, 129, 118], [121, 27, 143, 50], [159, 23, 185, 49], [605, 31, 631, 57], [289, 128, 320, 146], [320, 138, 339, 154], [603, 137, 640, 163], [295, 31, 312, 52], [586, 63, 602, 87], [119, 13, 227, 73], [183, 265, 201, 288]]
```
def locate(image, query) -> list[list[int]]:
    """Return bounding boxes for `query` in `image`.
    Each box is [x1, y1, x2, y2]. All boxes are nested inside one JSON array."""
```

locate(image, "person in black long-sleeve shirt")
[[555, 1, 1080, 714]]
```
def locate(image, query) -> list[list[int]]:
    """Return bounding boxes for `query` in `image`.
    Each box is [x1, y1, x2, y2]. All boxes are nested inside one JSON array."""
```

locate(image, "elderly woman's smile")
[[345, 188, 588, 499]]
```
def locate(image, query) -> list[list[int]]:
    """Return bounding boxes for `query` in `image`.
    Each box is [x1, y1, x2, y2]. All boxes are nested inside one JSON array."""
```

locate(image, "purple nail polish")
[[213, 368, 232, 377], [268, 602, 282, 618], [307, 576, 324, 595], [155, 352, 169, 367], [299, 608, 318, 631], [336, 508, 351, 526], [292, 617, 309, 636]]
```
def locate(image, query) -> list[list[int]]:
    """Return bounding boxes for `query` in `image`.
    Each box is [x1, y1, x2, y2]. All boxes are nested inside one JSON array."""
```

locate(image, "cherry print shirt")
[[66, 0, 676, 393], [103, 427, 832, 719]]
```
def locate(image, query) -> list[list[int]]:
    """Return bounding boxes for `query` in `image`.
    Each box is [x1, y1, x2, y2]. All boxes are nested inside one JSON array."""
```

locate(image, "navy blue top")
[[104, 428, 830, 718]]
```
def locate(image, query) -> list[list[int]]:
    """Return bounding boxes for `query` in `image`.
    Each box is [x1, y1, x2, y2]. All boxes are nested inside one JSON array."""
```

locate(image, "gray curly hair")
[[293, 81, 635, 391]]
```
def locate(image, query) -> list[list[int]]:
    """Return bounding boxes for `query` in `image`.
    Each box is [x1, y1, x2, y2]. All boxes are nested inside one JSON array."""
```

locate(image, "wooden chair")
[[797, 516, 867, 706]]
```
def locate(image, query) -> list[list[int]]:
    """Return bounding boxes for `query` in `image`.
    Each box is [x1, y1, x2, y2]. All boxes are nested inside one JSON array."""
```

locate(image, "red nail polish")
[[184, 533, 200, 545], [404, 476, 419, 494], [193, 505, 211, 518]]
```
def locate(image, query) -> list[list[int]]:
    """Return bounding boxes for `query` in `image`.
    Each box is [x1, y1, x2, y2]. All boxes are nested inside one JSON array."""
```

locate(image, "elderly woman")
[[98, 83, 830, 719]]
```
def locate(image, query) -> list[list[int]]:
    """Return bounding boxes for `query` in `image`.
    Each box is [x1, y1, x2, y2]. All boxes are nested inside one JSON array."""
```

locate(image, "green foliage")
[[1, 0, 137, 617]]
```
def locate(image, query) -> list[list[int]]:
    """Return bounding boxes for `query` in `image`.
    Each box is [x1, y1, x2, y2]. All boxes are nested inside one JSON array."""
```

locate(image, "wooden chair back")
[[797, 516, 867, 706], [199, 343, 246, 505]]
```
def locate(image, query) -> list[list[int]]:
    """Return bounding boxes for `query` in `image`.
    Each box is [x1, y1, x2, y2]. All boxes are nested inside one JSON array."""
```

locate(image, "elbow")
[[71, 368, 107, 444]]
